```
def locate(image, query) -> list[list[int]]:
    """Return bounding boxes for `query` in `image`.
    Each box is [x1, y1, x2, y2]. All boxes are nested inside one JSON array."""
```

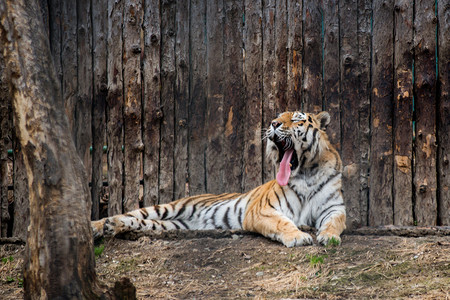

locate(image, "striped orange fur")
[[92, 111, 346, 247]]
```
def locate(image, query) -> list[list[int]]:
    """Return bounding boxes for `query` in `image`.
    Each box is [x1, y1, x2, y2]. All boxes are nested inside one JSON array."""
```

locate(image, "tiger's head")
[[265, 111, 332, 186]]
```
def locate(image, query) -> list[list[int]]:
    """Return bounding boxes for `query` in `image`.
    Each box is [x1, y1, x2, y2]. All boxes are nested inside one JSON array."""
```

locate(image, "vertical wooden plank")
[[0, 53, 11, 237], [188, 0, 207, 196], [174, 1, 190, 199], [414, 0, 437, 225], [369, 0, 394, 226], [174, 0, 190, 199], [48, 0, 62, 91], [287, 0, 303, 111], [275, 0, 288, 111], [437, 0, 450, 225], [91, 0, 107, 220], [123, 0, 143, 210], [242, 0, 263, 191], [61, 0, 78, 138], [262, 0, 276, 182], [76, 0, 93, 181], [340, 0, 361, 229], [222, 0, 245, 192], [357, 0, 372, 226], [142, 0, 161, 206], [393, 0, 413, 225], [323, 0, 340, 149], [205, 0, 224, 193], [159, 0, 176, 203], [106, 0, 124, 215], [302, 0, 322, 114]]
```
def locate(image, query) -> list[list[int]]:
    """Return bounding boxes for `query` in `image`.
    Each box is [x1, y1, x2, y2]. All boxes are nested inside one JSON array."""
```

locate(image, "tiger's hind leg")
[[92, 215, 186, 239]]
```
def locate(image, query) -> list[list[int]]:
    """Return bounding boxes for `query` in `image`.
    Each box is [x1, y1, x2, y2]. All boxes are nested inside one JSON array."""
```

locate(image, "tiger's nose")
[[271, 121, 282, 129]]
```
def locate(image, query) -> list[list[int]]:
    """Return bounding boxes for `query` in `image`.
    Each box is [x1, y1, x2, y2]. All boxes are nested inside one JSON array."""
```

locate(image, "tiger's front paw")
[[91, 219, 105, 240], [280, 231, 314, 247], [317, 232, 341, 246], [103, 217, 125, 236]]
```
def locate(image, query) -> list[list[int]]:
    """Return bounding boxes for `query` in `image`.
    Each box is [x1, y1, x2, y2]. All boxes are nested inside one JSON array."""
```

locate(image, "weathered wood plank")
[[393, 0, 414, 225], [0, 52, 11, 237], [287, 0, 303, 111], [413, 0, 437, 226], [205, 0, 225, 193], [91, 0, 108, 220], [274, 0, 288, 111], [262, 0, 276, 182], [159, 0, 176, 203], [302, 0, 322, 114], [357, 0, 372, 227], [340, 0, 361, 229], [123, 0, 143, 211], [242, 0, 263, 191], [48, 0, 62, 90], [174, 0, 190, 199], [437, 0, 450, 226], [188, 0, 207, 196], [76, 0, 93, 181], [142, 0, 161, 206], [61, 0, 78, 138], [223, 0, 244, 192], [323, 0, 340, 149], [106, 0, 124, 215], [369, 0, 394, 226]]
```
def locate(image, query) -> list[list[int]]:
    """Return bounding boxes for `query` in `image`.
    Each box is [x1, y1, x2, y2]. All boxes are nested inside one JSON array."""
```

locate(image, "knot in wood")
[[344, 55, 353, 65], [179, 60, 187, 69], [151, 34, 158, 44], [131, 45, 141, 54], [178, 119, 187, 127], [168, 29, 175, 37], [129, 16, 136, 25], [155, 109, 163, 119], [419, 184, 427, 193], [100, 83, 108, 92]]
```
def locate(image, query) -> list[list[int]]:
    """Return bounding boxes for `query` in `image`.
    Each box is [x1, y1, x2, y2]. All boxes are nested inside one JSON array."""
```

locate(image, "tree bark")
[[0, 0, 132, 298]]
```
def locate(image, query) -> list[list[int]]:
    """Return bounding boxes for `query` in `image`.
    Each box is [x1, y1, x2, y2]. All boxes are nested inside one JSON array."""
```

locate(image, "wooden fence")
[[0, 0, 449, 238]]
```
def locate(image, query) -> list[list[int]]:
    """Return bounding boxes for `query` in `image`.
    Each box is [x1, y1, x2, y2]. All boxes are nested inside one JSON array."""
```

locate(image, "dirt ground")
[[1, 230, 449, 299]]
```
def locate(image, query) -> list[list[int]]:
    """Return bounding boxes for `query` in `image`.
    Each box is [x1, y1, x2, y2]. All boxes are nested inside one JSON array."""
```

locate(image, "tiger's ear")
[[316, 111, 330, 131]]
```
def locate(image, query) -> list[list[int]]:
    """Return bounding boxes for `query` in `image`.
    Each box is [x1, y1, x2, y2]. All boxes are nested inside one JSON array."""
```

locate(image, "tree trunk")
[[0, 1, 134, 298]]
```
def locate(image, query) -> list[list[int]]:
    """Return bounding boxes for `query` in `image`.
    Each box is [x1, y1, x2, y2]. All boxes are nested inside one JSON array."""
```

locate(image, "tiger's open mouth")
[[271, 135, 299, 186], [273, 137, 299, 170]]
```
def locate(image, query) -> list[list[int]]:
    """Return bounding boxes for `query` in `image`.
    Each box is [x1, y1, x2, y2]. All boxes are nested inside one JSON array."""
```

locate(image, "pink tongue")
[[276, 149, 294, 186]]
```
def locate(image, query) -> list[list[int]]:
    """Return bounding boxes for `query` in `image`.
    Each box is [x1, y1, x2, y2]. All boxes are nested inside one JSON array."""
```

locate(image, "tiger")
[[92, 111, 346, 247]]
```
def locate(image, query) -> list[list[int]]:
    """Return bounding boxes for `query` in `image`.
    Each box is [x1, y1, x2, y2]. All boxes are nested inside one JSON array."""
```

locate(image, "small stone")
[[256, 271, 264, 277]]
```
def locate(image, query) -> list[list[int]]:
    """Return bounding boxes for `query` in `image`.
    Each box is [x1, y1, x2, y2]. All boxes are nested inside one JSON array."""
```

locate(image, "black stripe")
[[160, 222, 167, 230], [267, 194, 276, 210], [238, 208, 243, 228], [154, 205, 161, 217], [312, 172, 340, 196], [172, 221, 180, 229], [287, 183, 304, 205], [177, 219, 188, 229], [280, 188, 294, 216], [273, 191, 281, 207], [223, 207, 231, 229], [173, 204, 186, 220], [140, 208, 149, 219], [161, 207, 169, 220], [234, 197, 242, 214], [318, 209, 339, 229]]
